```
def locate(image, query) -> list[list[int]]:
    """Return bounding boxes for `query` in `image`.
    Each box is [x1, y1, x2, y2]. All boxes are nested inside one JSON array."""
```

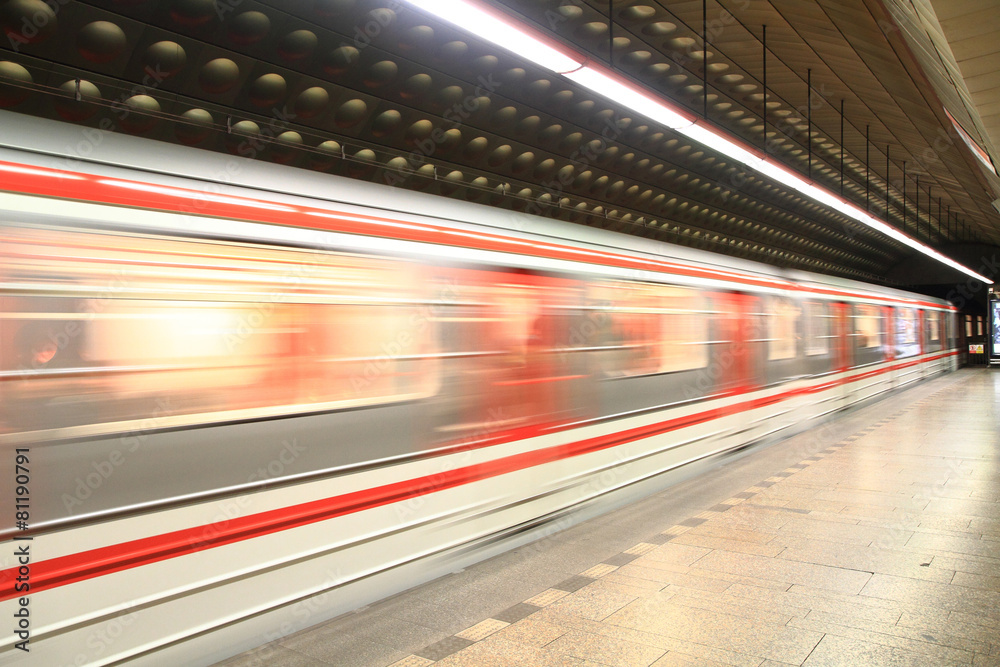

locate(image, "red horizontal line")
[[0, 161, 955, 311], [0, 351, 956, 601]]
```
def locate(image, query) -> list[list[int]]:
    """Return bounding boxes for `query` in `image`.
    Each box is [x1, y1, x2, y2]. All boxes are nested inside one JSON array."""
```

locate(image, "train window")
[[930, 315, 940, 342], [659, 287, 709, 373], [850, 303, 885, 368], [803, 301, 831, 356], [425, 269, 588, 438], [1, 226, 438, 435], [581, 281, 640, 378], [767, 298, 800, 361], [852, 304, 883, 349], [583, 281, 707, 377], [925, 311, 942, 353], [895, 308, 920, 358]]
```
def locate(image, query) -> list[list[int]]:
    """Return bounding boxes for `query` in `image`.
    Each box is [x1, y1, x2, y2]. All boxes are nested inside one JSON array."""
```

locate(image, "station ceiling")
[[1, 0, 998, 285]]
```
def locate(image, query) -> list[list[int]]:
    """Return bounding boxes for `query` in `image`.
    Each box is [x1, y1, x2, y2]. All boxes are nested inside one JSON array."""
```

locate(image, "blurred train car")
[[0, 125, 957, 666]]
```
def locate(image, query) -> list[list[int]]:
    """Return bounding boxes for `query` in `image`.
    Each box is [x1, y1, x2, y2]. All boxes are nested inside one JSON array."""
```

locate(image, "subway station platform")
[[219, 369, 1000, 667]]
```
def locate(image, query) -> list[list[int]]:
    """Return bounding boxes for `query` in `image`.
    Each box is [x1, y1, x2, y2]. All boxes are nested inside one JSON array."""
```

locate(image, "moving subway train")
[[0, 133, 956, 665]]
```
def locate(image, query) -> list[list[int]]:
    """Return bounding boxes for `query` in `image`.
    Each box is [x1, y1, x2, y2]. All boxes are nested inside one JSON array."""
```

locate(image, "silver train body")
[[0, 116, 957, 665]]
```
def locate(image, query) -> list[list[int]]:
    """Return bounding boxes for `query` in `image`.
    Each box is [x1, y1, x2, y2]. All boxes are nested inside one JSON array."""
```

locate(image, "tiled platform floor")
[[219, 369, 1000, 667]]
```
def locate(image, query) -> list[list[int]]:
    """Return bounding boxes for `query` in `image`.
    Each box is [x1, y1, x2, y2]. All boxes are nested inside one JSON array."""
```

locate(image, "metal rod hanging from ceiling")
[[902, 161, 906, 234], [608, 0, 613, 68], [865, 126, 869, 211], [400, 0, 994, 284], [938, 196, 942, 242], [703, 0, 708, 120], [807, 69, 812, 180], [885, 145, 890, 222], [928, 186, 933, 242], [915, 174, 919, 239], [840, 100, 844, 196], [762, 25, 768, 151]]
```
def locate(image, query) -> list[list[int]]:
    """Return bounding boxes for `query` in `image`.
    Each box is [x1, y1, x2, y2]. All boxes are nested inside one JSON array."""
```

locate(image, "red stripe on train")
[[0, 161, 955, 311], [0, 352, 956, 601]]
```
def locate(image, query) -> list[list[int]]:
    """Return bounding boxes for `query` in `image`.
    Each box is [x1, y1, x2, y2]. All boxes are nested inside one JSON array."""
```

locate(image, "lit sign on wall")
[[992, 300, 1000, 358]]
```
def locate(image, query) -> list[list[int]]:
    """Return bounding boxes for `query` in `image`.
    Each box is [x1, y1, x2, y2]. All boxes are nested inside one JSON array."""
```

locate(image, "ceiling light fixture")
[[562, 66, 693, 130], [401, 0, 992, 284], [402, 0, 584, 73]]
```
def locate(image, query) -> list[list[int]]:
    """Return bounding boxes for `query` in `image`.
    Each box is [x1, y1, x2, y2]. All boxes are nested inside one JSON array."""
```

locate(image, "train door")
[[426, 267, 586, 448], [831, 302, 851, 410], [883, 306, 895, 388], [917, 309, 926, 378], [711, 291, 758, 396], [832, 302, 851, 372], [489, 270, 587, 435]]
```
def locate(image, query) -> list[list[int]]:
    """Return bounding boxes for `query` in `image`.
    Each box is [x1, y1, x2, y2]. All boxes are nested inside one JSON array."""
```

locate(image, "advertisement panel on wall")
[[992, 299, 1000, 360]]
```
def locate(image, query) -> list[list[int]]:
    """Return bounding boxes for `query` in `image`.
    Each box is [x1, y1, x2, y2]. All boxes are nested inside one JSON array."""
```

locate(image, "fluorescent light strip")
[[562, 67, 692, 130], [402, 0, 992, 285], [752, 160, 992, 282], [403, 0, 583, 73]]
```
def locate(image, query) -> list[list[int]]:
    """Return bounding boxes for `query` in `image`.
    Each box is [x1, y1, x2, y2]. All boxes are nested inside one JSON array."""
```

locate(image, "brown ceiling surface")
[[919, 0, 1000, 161], [0, 0, 998, 285]]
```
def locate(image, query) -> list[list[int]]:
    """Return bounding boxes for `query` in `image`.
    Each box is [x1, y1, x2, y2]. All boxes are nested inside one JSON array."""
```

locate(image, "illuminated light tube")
[[401, 1, 993, 285], [562, 66, 693, 130], [682, 123, 764, 167], [749, 158, 994, 283], [98, 179, 297, 212], [402, 0, 584, 73]]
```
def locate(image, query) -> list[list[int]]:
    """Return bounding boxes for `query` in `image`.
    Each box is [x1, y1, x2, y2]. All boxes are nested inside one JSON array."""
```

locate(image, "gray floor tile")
[[493, 602, 542, 623], [553, 575, 596, 592], [415, 636, 475, 661]]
